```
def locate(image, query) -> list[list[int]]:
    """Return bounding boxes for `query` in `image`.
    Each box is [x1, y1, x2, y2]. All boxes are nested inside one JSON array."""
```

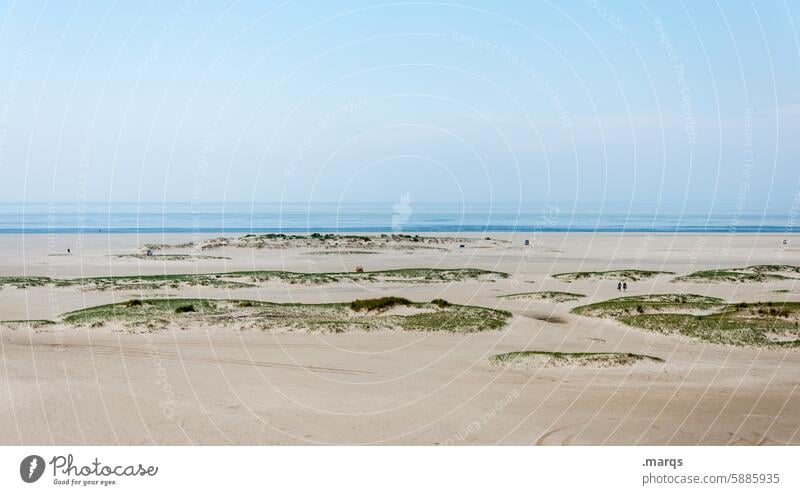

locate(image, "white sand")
[[1, 232, 799, 445]]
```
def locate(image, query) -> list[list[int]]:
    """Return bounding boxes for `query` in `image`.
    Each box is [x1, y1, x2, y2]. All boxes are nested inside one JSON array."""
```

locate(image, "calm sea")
[[0, 202, 797, 234]]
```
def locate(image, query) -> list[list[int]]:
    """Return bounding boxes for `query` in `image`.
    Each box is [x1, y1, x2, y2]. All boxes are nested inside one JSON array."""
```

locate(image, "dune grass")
[[498, 291, 585, 302], [551, 269, 674, 282], [349, 296, 413, 312], [0, 276, 53, 289], [305, 250, 379, 255], [56, 297, 511, 333], [572, 294, 800, 347], [0, 268, 507, 291], [113, 254, 231, 261], [490, 351, 663, 368], [674, 264, 800, 283], [0, 319, 56, 328], [572, 294, 727, 317]]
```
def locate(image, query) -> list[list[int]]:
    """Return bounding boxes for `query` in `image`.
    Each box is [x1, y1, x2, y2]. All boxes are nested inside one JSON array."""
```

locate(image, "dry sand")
[[1, 232, 799, 445]]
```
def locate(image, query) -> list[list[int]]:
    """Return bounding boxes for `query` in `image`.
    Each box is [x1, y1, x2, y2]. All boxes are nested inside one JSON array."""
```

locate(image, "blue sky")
[[0, 0, 798, 211]]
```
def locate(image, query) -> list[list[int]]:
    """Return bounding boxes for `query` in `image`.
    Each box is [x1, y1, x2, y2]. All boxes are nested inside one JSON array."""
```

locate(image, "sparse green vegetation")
[[499, 291, 585, 302], [113, 254, 231, 261], [53, 298, 511, 333], [0, 319, 56, 328], [551, 269, 674, 282], [572, 294, 800, 347], [490, 351, 663, 368], [0, 268, 507, 292], [674, 265, 800, 283], [572, 294, 727, 317], [0, 276, 52, 289], [305, 250, 379, 255]]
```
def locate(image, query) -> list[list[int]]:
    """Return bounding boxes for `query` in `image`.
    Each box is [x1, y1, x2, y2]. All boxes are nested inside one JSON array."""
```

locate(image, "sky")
[[0, 0, 798, 212]]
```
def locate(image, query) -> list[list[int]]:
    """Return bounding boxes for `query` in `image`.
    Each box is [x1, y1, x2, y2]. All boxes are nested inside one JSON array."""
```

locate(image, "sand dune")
[[1, 232, 798, 445]]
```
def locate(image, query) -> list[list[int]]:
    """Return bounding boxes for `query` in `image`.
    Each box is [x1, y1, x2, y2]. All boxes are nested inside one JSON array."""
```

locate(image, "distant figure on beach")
[[617, 282, 622, 292], [67, 248, 70, 254], [622, 282, 628, 292]]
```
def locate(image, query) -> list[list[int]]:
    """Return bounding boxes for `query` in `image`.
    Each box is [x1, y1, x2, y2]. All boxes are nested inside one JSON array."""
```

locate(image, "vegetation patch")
[[499, 291, 585, 302], [305, 250, 379, 255], [0, 276, 52, 289], [56, 298, 511, 333], [0, 319, 56, 328], [572, 294, 727, 318], [113, 254, 231, 261], [490, 351, 663, 368], [349, 297, 412, 312], [0, 268, 507, 292], [674, 265, 800, 283], [572, 294, 800, 347], [551, 270, 674, 282], [174, 304, 197, 313]]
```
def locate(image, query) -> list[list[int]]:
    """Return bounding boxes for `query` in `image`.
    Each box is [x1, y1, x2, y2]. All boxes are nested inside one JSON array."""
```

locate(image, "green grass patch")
[[551, 269, 674, 282], [0, 319, 56, 328], [349, 296, 412, 312], [304, 250, 379, 255], [0, 268, 507, 292], [490, 351, 663, 368], [674, 264, 800, 283], [572, 294, 727, 317], [498, 291, 585, 302], [572, 295, 800, 347], [0, 276, 53, 289], [56, 297, 511, 334], [113, 254, 231, 261]]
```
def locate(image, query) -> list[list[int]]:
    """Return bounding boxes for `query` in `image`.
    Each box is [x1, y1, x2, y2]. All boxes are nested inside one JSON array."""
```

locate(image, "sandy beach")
[[1, 232, 798, 445]]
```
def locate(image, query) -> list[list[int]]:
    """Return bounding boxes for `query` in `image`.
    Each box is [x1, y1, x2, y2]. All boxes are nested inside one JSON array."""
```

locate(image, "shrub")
[[126, 299, 143, 307], [431, 298, 451, 308], [175, 304, 196, 313], [349, 297, 412, 312]]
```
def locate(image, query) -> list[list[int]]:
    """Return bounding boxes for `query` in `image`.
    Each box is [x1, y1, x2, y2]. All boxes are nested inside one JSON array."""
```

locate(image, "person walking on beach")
[[617, 281, 622, 292], [622, 282, 627, 292]]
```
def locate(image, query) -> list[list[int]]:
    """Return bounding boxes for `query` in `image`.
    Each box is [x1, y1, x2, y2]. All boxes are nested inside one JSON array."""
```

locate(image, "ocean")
[[0, 202, 797, 234]]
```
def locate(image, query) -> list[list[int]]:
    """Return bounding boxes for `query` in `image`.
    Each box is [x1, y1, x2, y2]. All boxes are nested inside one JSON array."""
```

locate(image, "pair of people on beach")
[[617, 281, 627, 292]]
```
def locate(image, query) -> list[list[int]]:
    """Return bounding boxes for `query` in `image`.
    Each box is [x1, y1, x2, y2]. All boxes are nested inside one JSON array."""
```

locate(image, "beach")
[[1, 232, 798, 445]]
